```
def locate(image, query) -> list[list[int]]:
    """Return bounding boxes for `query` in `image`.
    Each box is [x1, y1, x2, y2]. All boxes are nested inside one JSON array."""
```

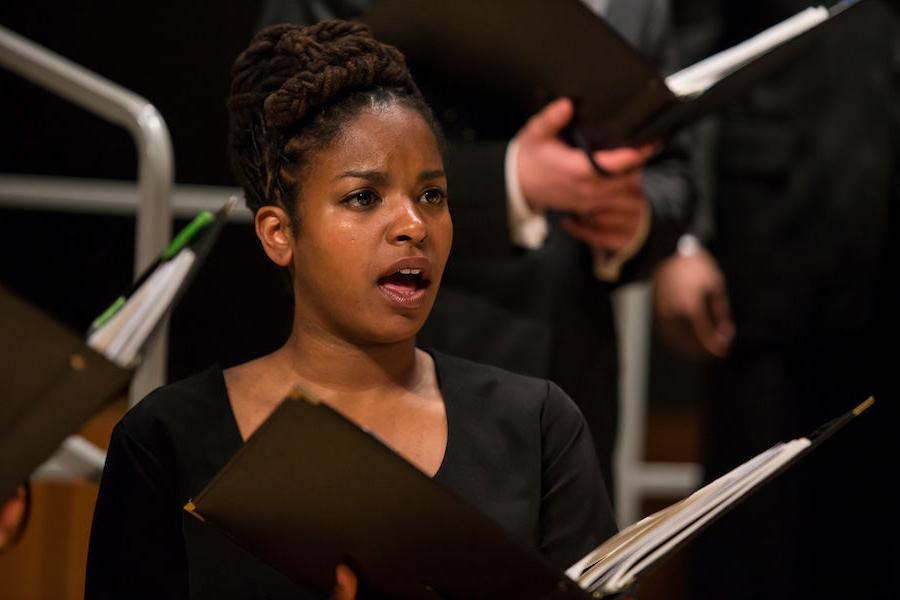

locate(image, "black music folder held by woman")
[[361, 0, 864, 151], [184, 388, 873, 599]]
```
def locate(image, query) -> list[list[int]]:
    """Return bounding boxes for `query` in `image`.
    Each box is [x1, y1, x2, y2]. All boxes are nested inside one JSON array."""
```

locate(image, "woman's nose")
[[387, 200, 427, 245]]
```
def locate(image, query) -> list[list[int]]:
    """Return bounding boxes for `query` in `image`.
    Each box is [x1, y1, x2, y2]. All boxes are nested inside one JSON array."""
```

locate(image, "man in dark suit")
[[416, 0, 695, 501], [265, 0, 696, 499], [654, 1, 900, 596]]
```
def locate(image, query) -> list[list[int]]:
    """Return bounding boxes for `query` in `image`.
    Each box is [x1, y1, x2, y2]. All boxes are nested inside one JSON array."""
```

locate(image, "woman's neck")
[[275, 328, 423, 399]]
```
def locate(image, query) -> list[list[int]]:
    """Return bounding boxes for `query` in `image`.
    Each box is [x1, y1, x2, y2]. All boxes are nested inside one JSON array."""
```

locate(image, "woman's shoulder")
[[429, 349, 584, 422], [116, 365, 229, 442]]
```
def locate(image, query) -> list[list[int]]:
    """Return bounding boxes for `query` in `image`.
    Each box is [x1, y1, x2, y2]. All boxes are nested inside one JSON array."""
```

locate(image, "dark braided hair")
[[227, 20, 444, 225]]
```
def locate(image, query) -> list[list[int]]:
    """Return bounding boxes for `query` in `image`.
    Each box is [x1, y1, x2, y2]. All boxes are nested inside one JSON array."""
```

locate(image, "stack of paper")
[[567, 438, 812, 594], [87, 196, 237, 367], [665, 6, 831, 97]]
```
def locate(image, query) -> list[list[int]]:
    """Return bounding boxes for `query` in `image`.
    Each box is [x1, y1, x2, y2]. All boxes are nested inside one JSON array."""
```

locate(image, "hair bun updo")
[[227, 20, 436, 216]]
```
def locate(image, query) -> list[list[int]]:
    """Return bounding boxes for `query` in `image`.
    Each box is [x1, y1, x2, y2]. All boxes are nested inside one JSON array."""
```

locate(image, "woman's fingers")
[[329, 564, 358, 600]]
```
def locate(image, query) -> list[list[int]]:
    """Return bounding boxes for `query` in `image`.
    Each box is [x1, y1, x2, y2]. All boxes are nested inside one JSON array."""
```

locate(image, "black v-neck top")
[[85, 350, 616, 599]]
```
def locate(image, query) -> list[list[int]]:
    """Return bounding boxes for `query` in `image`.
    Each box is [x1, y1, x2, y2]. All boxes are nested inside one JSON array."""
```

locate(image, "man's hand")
[[515, 98, 656, 254], [653, 247, 735, 359]]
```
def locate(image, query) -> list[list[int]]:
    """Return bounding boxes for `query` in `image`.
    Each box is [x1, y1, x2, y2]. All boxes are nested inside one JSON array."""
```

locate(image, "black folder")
[[184, 386, 871, 599], [0, 285, 132, 499], [360, 0, 865, 150], [185, 388, 595, 600]]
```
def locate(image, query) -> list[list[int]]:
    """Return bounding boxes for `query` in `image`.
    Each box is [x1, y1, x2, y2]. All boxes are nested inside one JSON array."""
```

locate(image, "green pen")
[[161, 210, 215, 260], [88, 209, 216, 335], [89, 295, 127, 332]]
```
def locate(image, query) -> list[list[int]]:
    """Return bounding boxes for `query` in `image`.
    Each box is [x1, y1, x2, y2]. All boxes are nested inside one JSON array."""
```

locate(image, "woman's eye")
[[420, 188, 446, 206], [342, 190, 379, 208]]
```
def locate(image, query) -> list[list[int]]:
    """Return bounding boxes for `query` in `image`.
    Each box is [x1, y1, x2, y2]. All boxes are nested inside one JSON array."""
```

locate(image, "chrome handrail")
[[0, 24, 173, 406]]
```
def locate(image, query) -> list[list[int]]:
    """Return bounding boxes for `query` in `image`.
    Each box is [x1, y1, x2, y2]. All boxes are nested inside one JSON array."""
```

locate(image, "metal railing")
[[613, 283, 701, 526], [0, 24, 173, 480]]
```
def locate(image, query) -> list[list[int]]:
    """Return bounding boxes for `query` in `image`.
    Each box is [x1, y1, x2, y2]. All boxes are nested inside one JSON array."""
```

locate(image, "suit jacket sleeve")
[[618, 0, 699, 281]]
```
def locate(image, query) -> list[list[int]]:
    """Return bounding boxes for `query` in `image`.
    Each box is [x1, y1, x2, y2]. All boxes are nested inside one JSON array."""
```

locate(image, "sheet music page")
[[569, 439, 811, 594], [598, 439, 811, 594], [665, 6, 829, 97], [87, 249, 194, 365], [116, 249, 195, 365]]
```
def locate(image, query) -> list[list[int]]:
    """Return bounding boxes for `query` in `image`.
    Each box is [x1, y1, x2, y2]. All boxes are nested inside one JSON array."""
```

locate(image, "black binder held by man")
[[185, 384, 873, 600], [360, 0, 865, 152], [0, 197, 236, 502]]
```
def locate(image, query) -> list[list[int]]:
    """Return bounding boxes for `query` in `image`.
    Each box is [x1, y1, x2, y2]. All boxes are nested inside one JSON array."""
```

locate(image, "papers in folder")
[[665, 6, 830, 97], [87, 196, 237, 367], [567, 439, 813, 594]]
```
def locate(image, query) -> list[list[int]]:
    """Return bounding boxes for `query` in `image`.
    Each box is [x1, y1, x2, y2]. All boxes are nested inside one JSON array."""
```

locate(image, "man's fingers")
[[522, 97, 574, 140], [574, 173, 643, 212], [581, 214, 640, 235], [707, 287, 736, 353], [690, 304, 726, 358], [592, 142, 659, 174], [562, 217, 632, 250]]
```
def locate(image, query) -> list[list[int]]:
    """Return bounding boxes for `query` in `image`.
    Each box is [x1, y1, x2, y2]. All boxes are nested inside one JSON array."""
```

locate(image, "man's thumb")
[[522, 97, 574, 140]]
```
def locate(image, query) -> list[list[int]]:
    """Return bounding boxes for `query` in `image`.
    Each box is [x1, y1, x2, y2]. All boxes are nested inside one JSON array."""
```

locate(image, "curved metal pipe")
[[0, 24, 173, 405]]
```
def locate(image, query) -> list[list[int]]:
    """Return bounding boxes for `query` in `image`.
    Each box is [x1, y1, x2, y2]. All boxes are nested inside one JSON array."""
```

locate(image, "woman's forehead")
[[314, 105, 443, 174]]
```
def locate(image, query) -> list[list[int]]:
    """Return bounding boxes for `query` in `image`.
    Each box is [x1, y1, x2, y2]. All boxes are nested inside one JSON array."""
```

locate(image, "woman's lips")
[[376, 257, 433, 309], [377, 279, 428, 309]]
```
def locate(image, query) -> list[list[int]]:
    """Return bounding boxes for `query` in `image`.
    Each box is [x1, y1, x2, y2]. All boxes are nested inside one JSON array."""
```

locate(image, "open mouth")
[[377, 268, 430, 295], [376, 262, 432, 309]]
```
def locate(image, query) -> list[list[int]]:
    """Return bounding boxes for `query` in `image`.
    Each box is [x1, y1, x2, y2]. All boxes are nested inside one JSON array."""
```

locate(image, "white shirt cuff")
[[676, 233, 702, 257], [592, 205, 652, 282], [505, 139, 548, 249]]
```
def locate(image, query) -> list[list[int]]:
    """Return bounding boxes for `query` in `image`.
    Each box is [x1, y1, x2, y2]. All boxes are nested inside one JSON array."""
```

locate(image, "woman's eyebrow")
[[336, 169, 445, 183], [336, 169, 387, 183], [419, 169, 446, 181]]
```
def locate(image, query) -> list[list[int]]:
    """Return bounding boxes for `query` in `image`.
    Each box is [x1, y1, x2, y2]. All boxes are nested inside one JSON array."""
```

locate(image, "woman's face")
[[279, 103, 452, 345]]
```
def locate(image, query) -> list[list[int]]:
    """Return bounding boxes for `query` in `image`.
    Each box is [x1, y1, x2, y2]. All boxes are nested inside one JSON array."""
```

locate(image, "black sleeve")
[[619, 0, 700, 281], [668, 0, 725, 246], [621, 130, 697, 281], [85, 423, 189, 600], [537, 382, 618, 570]]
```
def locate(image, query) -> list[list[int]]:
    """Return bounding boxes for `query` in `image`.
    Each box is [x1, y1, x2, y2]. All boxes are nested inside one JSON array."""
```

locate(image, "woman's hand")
[[329, 564, 358, 600]]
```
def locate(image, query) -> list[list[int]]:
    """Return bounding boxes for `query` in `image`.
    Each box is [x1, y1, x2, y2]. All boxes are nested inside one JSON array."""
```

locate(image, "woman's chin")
[[354, 314, 428, 346]]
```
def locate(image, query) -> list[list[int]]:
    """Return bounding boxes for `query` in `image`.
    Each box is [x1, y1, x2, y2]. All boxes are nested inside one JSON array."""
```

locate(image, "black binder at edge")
[[361, 0, 866, 150], [0, 285, 133, 500]]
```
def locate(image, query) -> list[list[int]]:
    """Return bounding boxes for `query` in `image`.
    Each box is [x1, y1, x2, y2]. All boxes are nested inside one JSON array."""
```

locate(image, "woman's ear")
[[255, 206, 294, 267]]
